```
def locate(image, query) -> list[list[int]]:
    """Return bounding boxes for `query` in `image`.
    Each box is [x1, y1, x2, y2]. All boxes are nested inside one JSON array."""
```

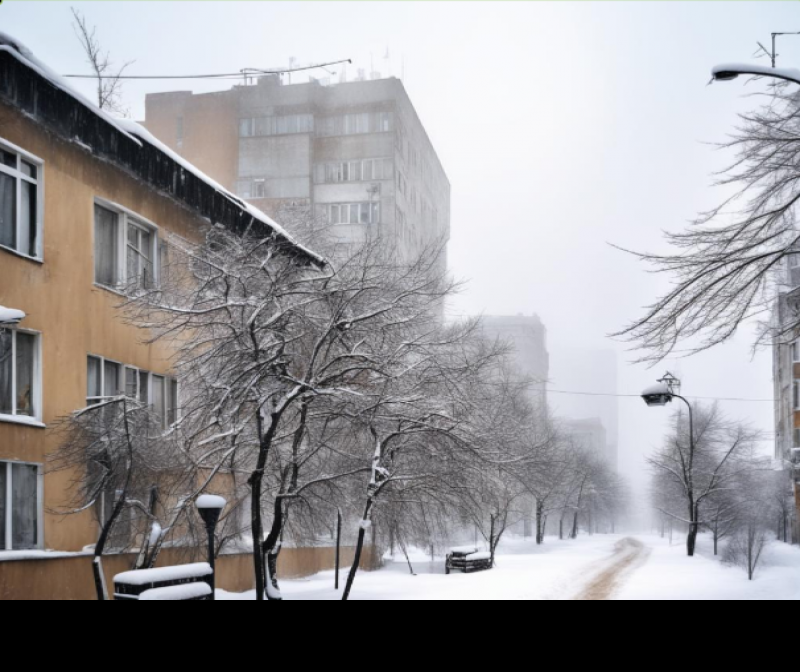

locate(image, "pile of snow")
[[139, 582, 212, 601], [196, 494, 227, 510], [466, 552, 492, 562], [114, 562, 212, 586], [0, 306, 25, 326]]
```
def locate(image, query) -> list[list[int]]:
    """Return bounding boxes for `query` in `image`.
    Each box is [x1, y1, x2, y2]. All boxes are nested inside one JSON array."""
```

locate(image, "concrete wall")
[[144, 77, 451, 269], [144, 90, 239, 192], [0, 546, 381, 600]]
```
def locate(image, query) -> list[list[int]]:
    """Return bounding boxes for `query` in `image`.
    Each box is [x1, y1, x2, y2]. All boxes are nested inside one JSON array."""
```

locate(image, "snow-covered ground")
[[616, 534, 800, 601], [218, 533, 800, 601]]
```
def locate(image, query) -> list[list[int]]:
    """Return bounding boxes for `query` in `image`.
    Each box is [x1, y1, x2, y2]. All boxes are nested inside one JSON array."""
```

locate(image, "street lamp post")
[[196, 495, 227, 601], [641, 373, 700, 555], [641, 373, 695, 448]]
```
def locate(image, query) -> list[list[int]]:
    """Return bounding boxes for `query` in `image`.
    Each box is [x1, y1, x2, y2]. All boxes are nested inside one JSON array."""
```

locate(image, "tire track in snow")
[[572, 538, 650, 601]]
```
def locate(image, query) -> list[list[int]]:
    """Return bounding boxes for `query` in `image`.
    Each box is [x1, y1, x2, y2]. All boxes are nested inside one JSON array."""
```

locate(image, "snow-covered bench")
[[113, 562, 214, 601], [446, 547, 493, 575], [139, 583, 213, 602]]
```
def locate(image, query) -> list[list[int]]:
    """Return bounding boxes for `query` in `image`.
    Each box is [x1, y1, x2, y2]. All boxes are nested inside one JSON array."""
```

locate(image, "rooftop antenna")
[[764, 32, 800, 68]]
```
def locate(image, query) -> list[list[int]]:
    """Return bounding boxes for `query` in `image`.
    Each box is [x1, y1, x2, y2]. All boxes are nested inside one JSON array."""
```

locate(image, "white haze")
[[4, 1, 794, 522]]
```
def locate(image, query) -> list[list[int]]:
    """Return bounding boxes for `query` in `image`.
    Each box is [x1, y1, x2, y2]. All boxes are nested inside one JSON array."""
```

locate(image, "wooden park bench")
[[445, 547, 493, 575], [113, 562, 214, 601]]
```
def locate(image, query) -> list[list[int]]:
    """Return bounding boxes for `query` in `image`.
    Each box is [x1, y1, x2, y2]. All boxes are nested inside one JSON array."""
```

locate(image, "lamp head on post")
[[196, 494, 227, 529], [641, 372, 682, 408], [713, 71, 741, 82]]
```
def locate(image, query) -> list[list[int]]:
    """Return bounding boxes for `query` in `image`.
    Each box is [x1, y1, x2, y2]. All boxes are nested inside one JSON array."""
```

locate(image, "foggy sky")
[[2, 1, 793, 504]]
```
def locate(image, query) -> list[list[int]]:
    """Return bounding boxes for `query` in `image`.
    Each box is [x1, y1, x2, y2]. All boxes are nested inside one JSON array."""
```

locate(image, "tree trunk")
[[535, 501, 545, 545], [571, 511, 579, 540], [713, 522, 719, 556], [489, 514, 496, 565], [262, 497, 284, 601], [343, 500, 373, 601], [686, 502, 700, 557], [250, 475, 266, 601], [250, 409, 283, 602]]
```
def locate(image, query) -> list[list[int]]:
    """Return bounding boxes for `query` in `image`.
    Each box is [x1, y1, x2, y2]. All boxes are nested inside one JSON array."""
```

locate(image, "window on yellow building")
[[0, 328, 40, 423], [87, 355, 177, 430], [0, 461, 41, 551], [0, 140, 43, 261], [94, 201, 159, 291]]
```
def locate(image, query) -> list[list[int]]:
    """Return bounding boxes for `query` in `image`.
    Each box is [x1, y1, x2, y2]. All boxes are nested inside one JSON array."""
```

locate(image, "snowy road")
[[218, 534, 800, 601], [572, 538, 650, 601]]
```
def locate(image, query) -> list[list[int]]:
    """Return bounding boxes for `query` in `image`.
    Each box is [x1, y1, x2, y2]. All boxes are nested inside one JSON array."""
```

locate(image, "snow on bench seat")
[[449, 546, 479, 555], [466, 552, 492, 562], [114, 562, 212, 586], [139, 583, 212, 601]]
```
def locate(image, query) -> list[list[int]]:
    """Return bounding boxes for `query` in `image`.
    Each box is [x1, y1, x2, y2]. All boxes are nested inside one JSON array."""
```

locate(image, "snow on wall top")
[[0, 306, 25, 325], [0, 32, 324, 267]]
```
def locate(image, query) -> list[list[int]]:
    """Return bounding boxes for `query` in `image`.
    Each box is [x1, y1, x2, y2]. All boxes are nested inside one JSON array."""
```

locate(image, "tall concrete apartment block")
[[481, 315, 550, 411], [772, 256, 800, 541], [144, 75, 451, 266]]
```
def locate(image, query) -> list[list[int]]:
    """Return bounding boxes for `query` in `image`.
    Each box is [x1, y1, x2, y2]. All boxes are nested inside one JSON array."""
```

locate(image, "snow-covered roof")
[[0, 306, 25, 326], [0, 32, 142, 146], [712, 63, 800, 86], [0, 32, 324, 267]]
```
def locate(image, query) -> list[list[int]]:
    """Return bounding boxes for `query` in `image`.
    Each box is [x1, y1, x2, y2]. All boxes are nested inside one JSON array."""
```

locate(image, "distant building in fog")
[[549, 347, 619, 469], [563, 418, 612, 463], [481, 315, 549, 409], [143, 75, 450, 268]]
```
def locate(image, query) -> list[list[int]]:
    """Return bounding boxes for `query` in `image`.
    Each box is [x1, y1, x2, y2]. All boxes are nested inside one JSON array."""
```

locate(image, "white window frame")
[[0, 460, 44, 552], [0, 327, 43, 427], [94, 198, 160, 292], [252, 179, 266, 199], [327, 202, 380, 226], [87, 354, 178, 430], [792, 340, 800, 364], [0, 137, 44, 262]]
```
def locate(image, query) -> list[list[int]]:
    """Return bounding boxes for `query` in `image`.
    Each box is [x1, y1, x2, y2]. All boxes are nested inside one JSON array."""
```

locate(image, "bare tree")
[[71, 8, 133, 115], [649, 403, 762, 557], [725, 506, 770, 580], [614, 86, 800, 361], [48, 397, 196, 600]]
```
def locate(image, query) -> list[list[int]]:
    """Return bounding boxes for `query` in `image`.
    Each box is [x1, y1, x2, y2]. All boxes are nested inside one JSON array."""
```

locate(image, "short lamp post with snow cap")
[[196, 495, 226, 600], [641, 372, 695, 460]]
